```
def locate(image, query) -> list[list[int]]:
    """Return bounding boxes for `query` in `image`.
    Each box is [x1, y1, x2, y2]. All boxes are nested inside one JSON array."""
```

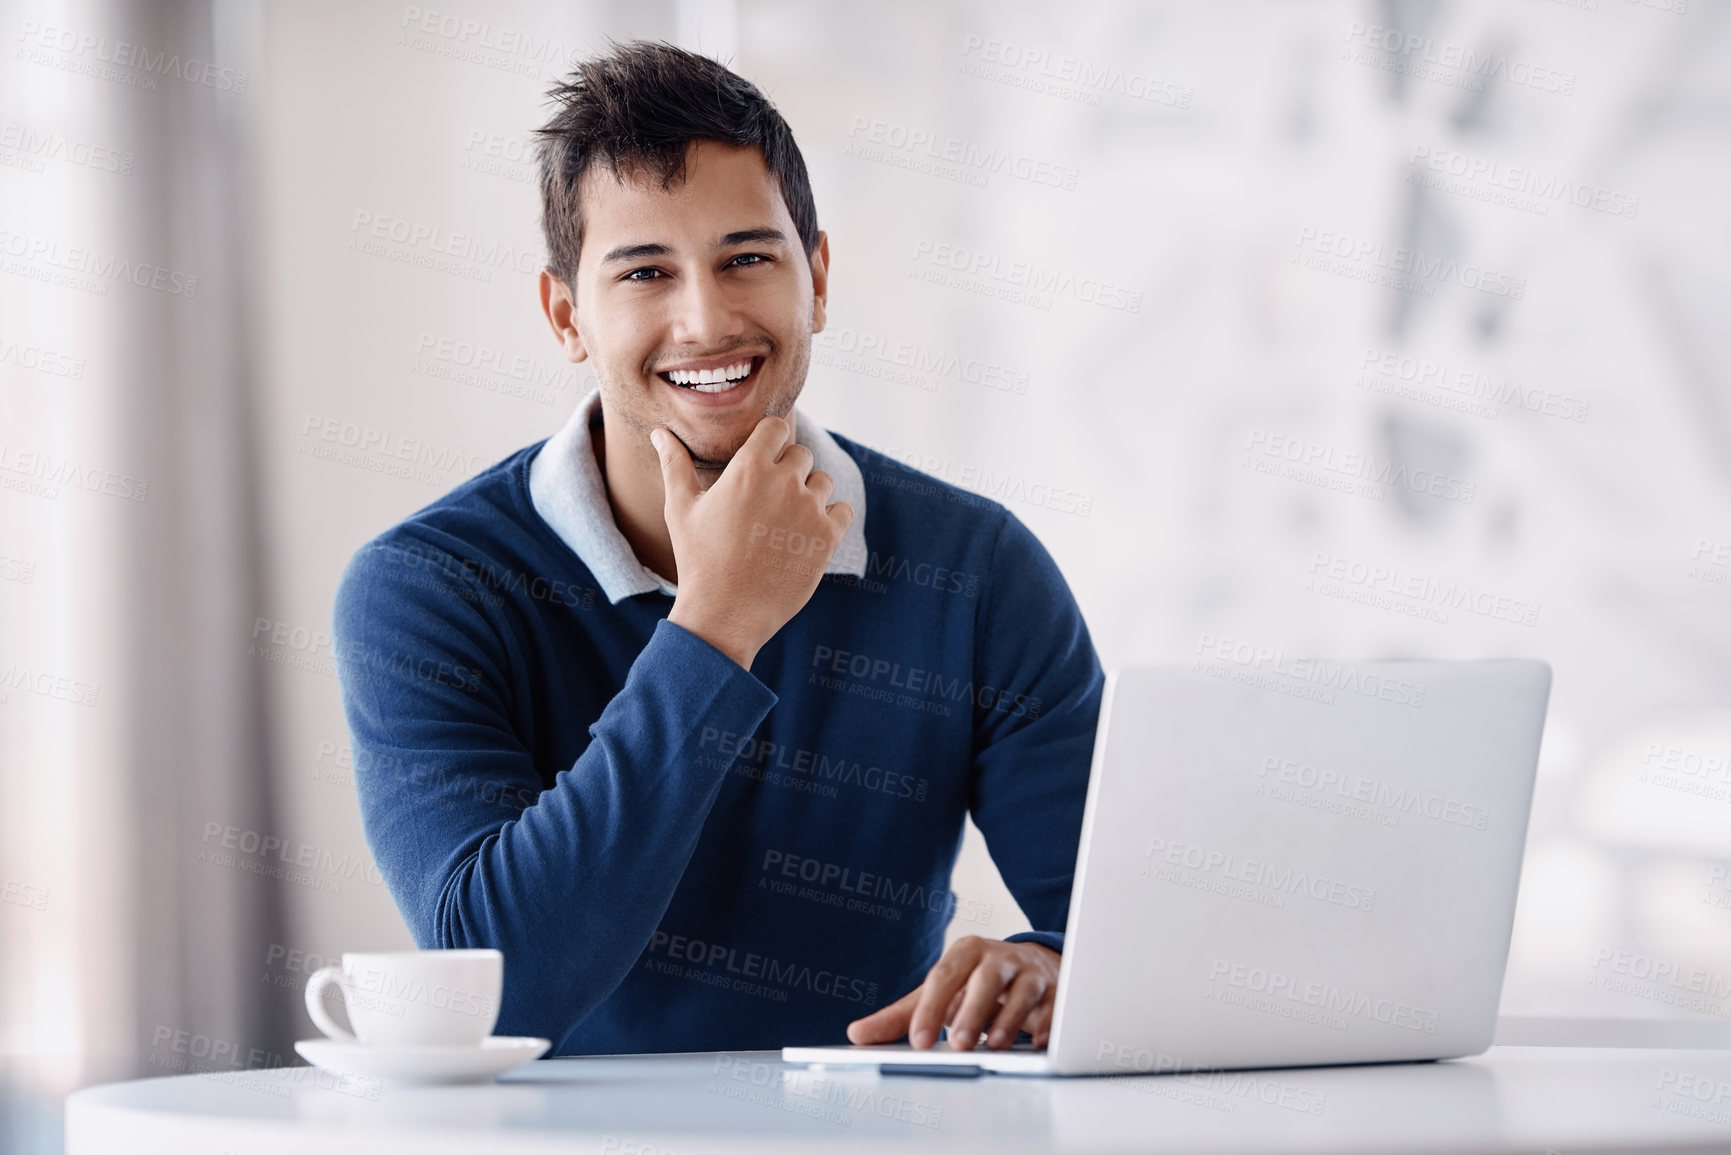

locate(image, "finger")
[[985, 970, 1050, 1050], [908, 939, 984, 1049], [740, 414, 793, 465], [1026, 1001, 1055, 1048], [845, 986, 920, 1045], [824, 499, 855, 532], [777, 442, 815, 481], [805, 468, 835, 505], [650, 428, 702, 509], [947, 955, 1017, 1051]]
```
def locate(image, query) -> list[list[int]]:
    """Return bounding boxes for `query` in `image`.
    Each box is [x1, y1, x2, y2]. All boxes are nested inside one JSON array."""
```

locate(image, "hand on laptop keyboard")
[[844, 936, 1060, 1051]]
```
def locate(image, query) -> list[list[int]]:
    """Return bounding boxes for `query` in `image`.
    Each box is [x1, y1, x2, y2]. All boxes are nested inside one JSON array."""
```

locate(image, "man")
[[333, 41, 1102, 1056]]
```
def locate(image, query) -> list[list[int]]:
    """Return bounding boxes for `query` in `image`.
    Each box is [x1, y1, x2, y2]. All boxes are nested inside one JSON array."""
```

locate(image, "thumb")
[[650, 428, 701, 511], [846, 986, 919, 1044]]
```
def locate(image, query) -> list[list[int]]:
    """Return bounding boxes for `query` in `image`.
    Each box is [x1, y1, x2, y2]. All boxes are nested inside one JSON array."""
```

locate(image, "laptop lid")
[[1047, 659, 1550, 1075]]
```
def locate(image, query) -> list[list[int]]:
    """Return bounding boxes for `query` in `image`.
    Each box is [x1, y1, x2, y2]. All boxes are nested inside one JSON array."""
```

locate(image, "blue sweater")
[[331, 433, 1103, 1054]]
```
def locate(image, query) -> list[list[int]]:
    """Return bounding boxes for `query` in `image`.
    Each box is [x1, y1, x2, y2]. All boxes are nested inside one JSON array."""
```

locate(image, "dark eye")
[[729, 253, 771, 268], [623, 267, 663, 281]]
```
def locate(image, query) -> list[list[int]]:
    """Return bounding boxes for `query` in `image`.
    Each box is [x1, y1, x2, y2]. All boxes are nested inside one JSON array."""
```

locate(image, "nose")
[[668, 267, 743, 349]]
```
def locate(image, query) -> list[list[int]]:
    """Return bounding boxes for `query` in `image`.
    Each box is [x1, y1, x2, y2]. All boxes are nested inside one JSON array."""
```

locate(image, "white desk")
[[66, 1046, 1731, 1154]]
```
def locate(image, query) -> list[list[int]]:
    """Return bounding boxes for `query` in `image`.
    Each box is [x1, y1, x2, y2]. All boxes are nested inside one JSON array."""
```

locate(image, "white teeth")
[[667, 360, 754, 390]]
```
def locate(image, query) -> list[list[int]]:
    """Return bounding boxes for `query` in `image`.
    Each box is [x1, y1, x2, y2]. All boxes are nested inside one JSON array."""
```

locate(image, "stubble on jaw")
[[591, 304, 816, 477]]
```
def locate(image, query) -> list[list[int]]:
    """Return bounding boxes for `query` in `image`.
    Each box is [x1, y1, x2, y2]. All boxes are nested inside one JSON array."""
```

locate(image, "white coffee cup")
[[304, 949, 502, 1047]]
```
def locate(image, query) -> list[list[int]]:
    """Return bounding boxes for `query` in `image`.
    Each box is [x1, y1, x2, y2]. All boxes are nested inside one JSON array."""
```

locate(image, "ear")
[[809, 231, 830, 335], [538, 268, 589, 362]]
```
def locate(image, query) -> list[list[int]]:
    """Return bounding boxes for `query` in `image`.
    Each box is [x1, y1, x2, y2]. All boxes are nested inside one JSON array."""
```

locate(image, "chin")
[[675, 428, 754, 471], [682, 401, 794, 466]]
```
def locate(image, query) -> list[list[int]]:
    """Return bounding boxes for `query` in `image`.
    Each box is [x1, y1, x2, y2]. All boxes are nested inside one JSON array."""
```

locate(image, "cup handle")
[[304, 966, 358, 1042]]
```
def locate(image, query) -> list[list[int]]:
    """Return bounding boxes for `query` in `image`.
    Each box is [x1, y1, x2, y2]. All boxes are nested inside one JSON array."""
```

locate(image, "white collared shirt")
[[527, 388, 869, 603]]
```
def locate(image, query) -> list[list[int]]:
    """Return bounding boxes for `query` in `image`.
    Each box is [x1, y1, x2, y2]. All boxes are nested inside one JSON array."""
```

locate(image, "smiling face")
[[557, 141, 829, 472]]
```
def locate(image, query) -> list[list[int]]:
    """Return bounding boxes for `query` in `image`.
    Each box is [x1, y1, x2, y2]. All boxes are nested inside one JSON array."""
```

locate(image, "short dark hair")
[[534, 41, 819, 286]]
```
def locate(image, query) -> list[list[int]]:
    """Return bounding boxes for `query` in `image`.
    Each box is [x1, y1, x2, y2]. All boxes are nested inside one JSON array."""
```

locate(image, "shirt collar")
[[528, 387, 868, 604]]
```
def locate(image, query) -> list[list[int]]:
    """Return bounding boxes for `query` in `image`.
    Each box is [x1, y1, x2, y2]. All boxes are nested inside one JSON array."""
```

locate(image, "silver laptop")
[[783, 659, 1550, 1076]]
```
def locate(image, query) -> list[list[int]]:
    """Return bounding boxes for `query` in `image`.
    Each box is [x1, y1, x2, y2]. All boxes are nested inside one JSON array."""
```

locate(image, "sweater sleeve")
[[967, 512, 1105, 954], [331, 541, 777, 1046]]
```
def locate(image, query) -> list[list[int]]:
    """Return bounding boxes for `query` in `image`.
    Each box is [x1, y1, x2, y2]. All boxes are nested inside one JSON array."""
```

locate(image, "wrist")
[[667, 600, 760, 670]]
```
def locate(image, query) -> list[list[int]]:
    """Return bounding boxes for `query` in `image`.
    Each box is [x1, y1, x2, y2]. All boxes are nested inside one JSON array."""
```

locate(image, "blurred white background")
[[3, 0, 1730, 1149]]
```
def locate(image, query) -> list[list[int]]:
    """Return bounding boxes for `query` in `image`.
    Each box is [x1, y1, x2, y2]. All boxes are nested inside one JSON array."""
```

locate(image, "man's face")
[[564, 141, 827, 471]]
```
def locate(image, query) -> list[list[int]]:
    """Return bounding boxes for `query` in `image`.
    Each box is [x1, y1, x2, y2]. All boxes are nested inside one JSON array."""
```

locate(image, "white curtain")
[[0, 0, 289, 1134]]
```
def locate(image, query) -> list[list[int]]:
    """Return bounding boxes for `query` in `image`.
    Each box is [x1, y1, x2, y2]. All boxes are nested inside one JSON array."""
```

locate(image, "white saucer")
[[294, 1036, 551, 1085]]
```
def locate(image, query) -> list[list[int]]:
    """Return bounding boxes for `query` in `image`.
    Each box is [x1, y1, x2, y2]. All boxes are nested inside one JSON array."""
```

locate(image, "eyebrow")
[[600, 227, 789, 265], [719, 227, 788, 247], [600, 242, 672, 265]]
